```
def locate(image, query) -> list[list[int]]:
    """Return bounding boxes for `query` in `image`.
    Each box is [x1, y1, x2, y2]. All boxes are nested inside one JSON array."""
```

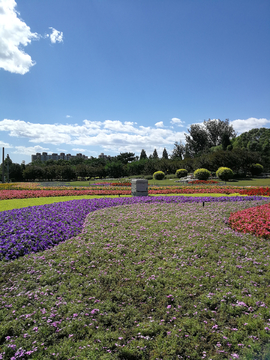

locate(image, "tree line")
[[1, 121, 269, 182]]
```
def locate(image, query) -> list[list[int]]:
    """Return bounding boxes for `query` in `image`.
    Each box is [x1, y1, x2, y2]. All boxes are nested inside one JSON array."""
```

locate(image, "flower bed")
[[110, 182, 131, 186], [187, 180, 219, 184], [0, 195, 266, 261], [229, 203, 270, 239], [239, 187, 270, 196]]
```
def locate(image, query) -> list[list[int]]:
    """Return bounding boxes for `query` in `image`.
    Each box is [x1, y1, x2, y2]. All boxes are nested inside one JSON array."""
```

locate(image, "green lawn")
[[63, 177, 270, 187]]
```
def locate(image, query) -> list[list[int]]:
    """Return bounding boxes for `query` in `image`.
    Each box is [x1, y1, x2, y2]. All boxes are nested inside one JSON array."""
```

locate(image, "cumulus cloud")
[[170, 118, 184, 127], [0, 140, 12, 148], [13, 145, 49, 155], [155, 121, 164, 128], [0, 118, 186, 156], [47, 27, 63, 43], [230, 118, 270, 134], [0, 0, 39, 74]]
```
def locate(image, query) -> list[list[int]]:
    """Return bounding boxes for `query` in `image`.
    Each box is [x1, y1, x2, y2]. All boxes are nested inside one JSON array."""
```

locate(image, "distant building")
[[31, 152, 89, 162]]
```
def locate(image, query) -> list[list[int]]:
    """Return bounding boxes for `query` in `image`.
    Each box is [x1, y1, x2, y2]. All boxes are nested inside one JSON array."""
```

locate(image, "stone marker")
[[131, 179, 148, 196]]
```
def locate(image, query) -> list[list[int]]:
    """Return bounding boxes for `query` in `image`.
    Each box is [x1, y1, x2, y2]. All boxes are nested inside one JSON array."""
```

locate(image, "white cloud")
[[13, 145, 49, 156], [72, 148, 86, 152], [48, 27, 63, 44], [0, 118, 186, 157], [230, 118, 270, 134], [0, 0, 39, 74], [0, 140, 12, 148], [170, 118, 184, 127], [66, 115, 71, 118], [155, 121, 164, 128]]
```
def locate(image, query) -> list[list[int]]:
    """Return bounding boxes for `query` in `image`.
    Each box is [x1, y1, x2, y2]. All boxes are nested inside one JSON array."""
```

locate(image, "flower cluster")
[[188, 180, 219, 184], [239, 187, 270, 197], [229, 203, 270, 239]]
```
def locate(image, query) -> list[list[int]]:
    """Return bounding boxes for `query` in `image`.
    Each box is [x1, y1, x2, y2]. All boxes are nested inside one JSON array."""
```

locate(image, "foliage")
[[140, 149, 148, 160], [104, 161, 125, 178], [153, 171, 165, 180], [1, 197, 270, 359], [216, 167, 234, 181], [152, 149, 159, 159], [250, 163, 264, 176], [162, 148, 169, 159], [194, 168, 211, 180], [175, 169, 188, 178], [171, 141, 186, 160], [185, 119, 236, 157]]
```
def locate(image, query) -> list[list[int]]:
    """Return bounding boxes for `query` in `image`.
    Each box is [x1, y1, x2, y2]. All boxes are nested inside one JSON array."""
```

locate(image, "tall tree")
[[185, 119, 236, 156], [162, 148, 169, 159], [152, 149, 159, 159], [203, 118, 236, 147], [140, 149, 147, 160], [171, 141, 185, 159]]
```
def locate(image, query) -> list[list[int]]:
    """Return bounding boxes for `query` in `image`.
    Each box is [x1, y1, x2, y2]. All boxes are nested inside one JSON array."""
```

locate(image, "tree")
[[116, 152, 136, 164], [162, 148, 169, 159], [152, 149, 159, 159], [140, 149, 147, 160], [185, 124, 209, 156], [221, 133, 231, 150], [171, 141, 185, 160], [185, 119, 236, 156], [105, 161, 125, 178], [203, 118, 236, 147]]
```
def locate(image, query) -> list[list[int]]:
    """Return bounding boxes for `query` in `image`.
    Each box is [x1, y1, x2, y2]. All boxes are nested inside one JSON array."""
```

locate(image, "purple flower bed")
[[0, 196, 266, 261]]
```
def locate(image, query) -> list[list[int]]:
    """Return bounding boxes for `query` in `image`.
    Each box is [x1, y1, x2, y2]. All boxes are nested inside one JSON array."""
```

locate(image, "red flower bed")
[[149, 187, 239, 195], [239, 187, 270, 197], [0, 189, 131, 200], [189, 180, 219, 184], [110, 182, 131, 186], [229, 203, 270, 239]]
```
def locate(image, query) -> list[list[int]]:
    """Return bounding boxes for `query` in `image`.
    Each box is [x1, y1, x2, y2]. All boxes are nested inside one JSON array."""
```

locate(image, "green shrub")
[[250, 163, 264, 176], [193, 168, 211, 180], [216, 167, 234, 181], [153, 171, 165, 180], [175, 169, 188, 178]]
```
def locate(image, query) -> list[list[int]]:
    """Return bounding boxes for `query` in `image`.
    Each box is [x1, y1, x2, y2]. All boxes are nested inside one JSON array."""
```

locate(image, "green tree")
[[171, 141, 185, 160], [140, 149, 147, 160], [162, 148, 169, 159], [152, 149, 159, 159], [185, 119, 236, 156], [116, 152, 136, 164], [105, 161, 125, 178]]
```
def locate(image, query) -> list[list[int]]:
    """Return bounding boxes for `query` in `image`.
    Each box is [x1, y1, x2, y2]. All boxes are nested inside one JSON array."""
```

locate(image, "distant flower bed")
[[0, 195, 266, 261], [111, 182, 131, 186], [91, 182, 112, 186], [189, 180, 219, 184], [229, 203, 270, 239], [239, 187, 270, 197]]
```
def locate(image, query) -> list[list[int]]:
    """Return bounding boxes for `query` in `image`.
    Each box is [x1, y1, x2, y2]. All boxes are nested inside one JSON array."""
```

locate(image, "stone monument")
[[131, 179, 148, 196]]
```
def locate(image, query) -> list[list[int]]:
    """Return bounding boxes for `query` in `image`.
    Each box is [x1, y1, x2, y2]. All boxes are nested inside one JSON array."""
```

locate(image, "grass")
[[0, 193, 243, 212], [63, 177, 270, 187], [1, 197, 270, 359]]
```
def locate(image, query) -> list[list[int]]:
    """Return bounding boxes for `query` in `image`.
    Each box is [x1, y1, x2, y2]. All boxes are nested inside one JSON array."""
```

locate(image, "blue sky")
[[0, 0, 269, 164]]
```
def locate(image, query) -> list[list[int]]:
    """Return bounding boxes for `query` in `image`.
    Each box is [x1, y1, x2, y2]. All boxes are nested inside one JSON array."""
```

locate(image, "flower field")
[[1, 194, 270, 359]]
